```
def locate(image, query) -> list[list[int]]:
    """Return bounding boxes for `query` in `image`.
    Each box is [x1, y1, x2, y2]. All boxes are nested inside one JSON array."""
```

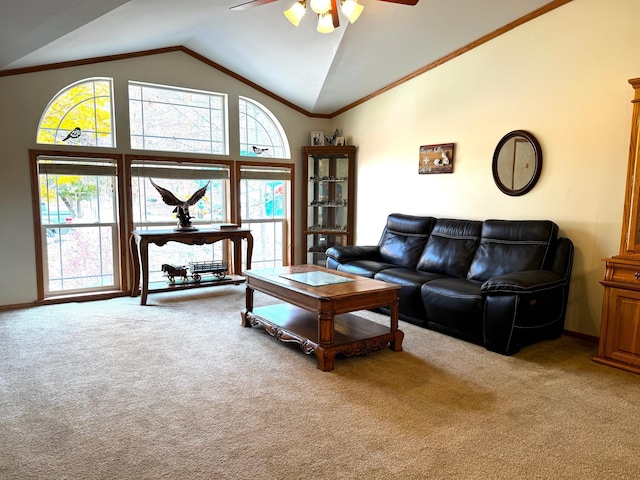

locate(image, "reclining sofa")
[[325, 213, 574, 355]]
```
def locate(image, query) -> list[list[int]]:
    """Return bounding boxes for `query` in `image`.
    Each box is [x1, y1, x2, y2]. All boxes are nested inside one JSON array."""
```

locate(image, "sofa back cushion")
[[416, 219, 482, 277], [468, 220, 559, 281], [378, 214, 436, 268]]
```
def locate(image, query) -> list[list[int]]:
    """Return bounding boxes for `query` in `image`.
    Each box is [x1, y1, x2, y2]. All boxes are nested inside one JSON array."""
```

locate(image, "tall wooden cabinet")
[[302, 146, 356, 266], [595, 77, 640, 374]]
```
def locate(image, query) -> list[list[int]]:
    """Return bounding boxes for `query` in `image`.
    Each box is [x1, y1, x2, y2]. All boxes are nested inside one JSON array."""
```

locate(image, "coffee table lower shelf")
[[242, 303, 403, 371]]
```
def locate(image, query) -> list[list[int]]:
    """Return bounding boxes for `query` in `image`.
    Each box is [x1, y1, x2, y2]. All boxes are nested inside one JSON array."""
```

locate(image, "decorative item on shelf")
[[335, 136, 345, 146], [309, 224, 347, 231], [161, 261, 229, 284], [161, 263, 189, 283], [149, 179, 210, 231], [324, 128, 340, 145], [214, 223, 239, 230], [309, 199, 347, 206], [188, 260, 228, 282], [309, 175, 348, 181], [308, 244, 333, 252], [311, 131, 325, 146], [419, 143, 454, 174]]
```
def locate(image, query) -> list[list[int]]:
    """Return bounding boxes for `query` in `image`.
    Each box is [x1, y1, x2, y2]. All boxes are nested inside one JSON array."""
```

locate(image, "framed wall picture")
[[311, 131, 325, 146], [419, 143, 454, 174]]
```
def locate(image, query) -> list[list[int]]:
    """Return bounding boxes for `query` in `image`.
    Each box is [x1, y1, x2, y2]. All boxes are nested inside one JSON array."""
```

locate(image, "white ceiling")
[[0, 0, 562, 116]]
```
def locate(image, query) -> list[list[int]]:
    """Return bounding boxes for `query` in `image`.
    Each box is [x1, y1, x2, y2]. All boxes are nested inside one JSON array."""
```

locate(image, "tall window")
[[36, 155, 120, 295], [130, 159, 232, 283], [129, 82, 228, 155], [37, 78, 115, 147], [239, 96, 290, 158], [239, 164, 292, 268]]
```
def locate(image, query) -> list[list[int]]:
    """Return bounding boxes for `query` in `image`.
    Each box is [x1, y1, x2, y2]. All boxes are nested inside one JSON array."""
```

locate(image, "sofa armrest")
[[325, 245, 380, 263], [481, 270, 565, 294]]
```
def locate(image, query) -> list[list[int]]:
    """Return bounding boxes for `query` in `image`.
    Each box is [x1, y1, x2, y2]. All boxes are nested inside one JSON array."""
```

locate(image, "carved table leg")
[[388, 300, 403, 352], [317, 311, 335, 346], [241, 285, 254, 327], [316, 311, 336, 371], [139, 241, 150, 306], [390, 330, 404, 352], [129, 234, 141, 298], [314, 346, 336, 372]]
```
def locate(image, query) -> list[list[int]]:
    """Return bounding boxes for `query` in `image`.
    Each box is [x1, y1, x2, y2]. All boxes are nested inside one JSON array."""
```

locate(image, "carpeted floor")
[[1, 285, 639, 479]]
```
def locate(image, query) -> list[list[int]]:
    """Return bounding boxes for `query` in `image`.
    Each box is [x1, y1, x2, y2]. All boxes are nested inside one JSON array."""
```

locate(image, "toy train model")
[[161, 261, 228, 283]]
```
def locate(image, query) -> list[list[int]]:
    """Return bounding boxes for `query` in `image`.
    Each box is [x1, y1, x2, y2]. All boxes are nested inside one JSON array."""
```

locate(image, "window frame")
[[236, 161, 295, 268], [29, 150, 127, 301], [125, 155, 236, 284]]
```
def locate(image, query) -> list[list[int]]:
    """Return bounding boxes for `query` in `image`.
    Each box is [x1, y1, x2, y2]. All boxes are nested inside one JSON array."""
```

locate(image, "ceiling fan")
[[230, 0, 419, 32]]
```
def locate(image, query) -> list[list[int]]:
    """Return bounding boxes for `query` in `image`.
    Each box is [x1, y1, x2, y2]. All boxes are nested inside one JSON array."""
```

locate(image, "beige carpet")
[[1, 285, 639, 480]]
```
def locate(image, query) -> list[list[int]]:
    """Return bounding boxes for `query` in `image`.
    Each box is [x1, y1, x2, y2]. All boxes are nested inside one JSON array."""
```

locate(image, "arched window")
[[37, 77, 115, 147], [239, 96, 290, 159]]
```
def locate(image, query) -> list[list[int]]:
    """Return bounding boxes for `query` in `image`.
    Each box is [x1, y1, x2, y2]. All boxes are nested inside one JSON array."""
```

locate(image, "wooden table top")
[[244, 264, 399, 300]]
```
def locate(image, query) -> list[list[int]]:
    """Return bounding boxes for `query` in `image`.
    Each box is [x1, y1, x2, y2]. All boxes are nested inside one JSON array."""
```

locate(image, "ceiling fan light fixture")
[[284, 1, 307, 27], [310, 0, 331, 14], [341, 0, 363, 24], [317, 12, 335, 33]]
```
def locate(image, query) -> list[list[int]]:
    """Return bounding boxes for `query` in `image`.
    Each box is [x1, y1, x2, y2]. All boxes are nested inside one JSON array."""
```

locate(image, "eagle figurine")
[[149, 179, 210, 231]]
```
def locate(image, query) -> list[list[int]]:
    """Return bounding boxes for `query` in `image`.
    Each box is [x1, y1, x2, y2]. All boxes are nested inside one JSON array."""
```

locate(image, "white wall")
[[333, 0, 640, 336], [0, 51, 330, 305]]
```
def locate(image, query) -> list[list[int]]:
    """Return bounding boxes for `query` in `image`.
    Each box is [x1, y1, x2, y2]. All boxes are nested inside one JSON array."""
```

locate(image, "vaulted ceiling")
[[0, 0, 568, 116]]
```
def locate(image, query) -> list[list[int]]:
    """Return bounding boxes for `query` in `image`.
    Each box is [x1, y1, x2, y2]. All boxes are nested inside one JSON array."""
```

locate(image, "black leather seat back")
[[468, 220, 559, 282], [378, 214, 436, 269], [416, 219, 482, 278]]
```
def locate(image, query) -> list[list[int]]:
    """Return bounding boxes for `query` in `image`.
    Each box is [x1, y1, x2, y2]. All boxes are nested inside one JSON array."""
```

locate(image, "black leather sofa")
[[325, 213, 574, 355]]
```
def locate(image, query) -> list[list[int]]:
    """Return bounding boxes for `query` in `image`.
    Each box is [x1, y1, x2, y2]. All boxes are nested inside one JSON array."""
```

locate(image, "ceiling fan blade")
[[378, 0, 419, 5], [331, 0, 340, 28], [229, 0, 278, 11]]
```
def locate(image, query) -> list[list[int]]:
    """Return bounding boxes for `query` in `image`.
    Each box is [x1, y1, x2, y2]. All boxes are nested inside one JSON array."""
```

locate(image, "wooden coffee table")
[[241, 265, 403, 371]]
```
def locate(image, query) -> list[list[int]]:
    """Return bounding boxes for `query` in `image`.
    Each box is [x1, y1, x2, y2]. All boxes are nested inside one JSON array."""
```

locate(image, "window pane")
[[129, 82, 227, 155], [130, 160, 231, 281], [239, 164, 291, 268], [37, 156, 120, 295], [47, 227, 115, 291], [37, 78, 115, 147], [239, 96, 290, 158], [131, 161, 229, 226]]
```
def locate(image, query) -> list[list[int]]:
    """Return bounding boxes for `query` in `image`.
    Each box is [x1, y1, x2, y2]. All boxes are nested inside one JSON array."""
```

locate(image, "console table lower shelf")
[[147, 275, 246, 294], [242, 303, 403, 372]]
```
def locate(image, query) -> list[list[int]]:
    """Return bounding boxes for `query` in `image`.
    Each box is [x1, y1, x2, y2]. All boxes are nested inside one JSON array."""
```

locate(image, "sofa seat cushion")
[[421, 277, 484, 336], [336, 260, 397, 278], [375, 268, 444, 322]]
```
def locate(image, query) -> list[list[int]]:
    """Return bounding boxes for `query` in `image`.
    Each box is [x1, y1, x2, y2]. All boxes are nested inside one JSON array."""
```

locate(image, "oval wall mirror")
[[492, 130, 542, 196]]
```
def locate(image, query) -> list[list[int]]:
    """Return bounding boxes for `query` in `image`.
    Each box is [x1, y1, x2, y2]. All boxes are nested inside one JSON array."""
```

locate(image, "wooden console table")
[[130, 227, 253, 305]]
